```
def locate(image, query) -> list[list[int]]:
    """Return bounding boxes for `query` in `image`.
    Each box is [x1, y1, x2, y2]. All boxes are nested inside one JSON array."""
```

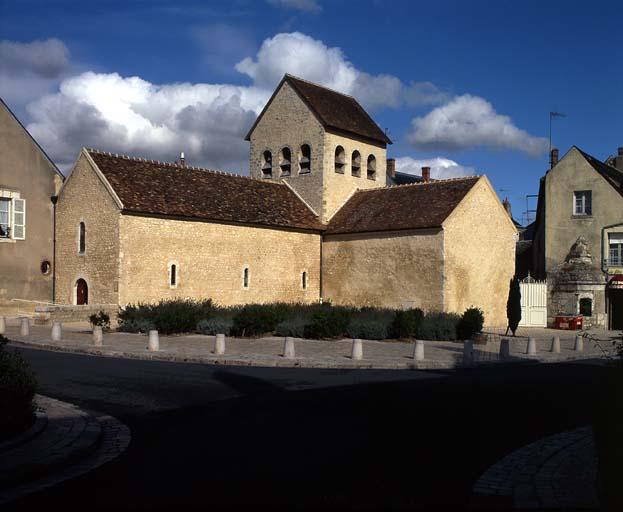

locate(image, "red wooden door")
[[76, 279, 88, 305]]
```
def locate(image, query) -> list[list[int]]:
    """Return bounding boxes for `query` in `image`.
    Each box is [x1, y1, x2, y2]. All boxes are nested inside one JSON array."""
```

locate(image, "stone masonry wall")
[[55, 152, 120, 305], [322, 229, 445, 310], [249, 81, 325, 216], [118, 214, 321, 306], [323, 132, 386, 222], [442, 177, 517, 326]]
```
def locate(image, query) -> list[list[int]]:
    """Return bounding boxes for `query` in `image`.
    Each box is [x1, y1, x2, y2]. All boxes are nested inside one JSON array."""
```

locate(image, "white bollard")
[[499, 338, 511, 360], [92, 325, 103, 346], [574, 334, 584, 352], [463, 340, 474, 366], [51, 321, 62, 342], [283, 336, 295, 359], [148, 330, 159, 351], [526, 337, 537, 356], [413, 339, 425, 361], [20, 317, 30, 336], [551, 336, 561, 353], [215, 333, 226, 355], [0, 316, 6, 335], [351, 338, 363, 361]]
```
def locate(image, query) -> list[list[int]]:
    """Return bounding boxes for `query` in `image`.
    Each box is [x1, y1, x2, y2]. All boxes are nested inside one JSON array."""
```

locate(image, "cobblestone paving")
[[473, 426, 598, 509], [0, 395, 131, 505], [3, 320, 618, 370]]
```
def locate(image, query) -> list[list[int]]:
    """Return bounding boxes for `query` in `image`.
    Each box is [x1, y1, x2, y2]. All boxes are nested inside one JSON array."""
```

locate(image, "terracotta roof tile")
[[87, 149, 324, 231], [326, 177, 480, 234]]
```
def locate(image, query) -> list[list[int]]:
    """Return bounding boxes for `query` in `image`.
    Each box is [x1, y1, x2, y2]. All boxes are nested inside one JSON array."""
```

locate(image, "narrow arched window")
[[302, 271, 307, 290], [261, 151, 272, 178], [299, 144, 311, 174], [579, 297, 592, 316], [169, 264, 177, 287], [279, 147, 291, 176], [78, 222, 86, 254], [367, 154, 376, 180], [243, 267, 250, 289], [351, 151, 361, 177], [335, 146, 345, 173]]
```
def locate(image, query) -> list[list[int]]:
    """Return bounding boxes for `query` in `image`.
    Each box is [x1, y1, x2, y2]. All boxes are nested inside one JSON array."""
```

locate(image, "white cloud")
[[266, 0, 322, 13], [394, 156, 476, 180], [18, 32, 449, 173], [408, 94, 548, 156], [0, 38, 71, 107], [235, 32, 447, 110]]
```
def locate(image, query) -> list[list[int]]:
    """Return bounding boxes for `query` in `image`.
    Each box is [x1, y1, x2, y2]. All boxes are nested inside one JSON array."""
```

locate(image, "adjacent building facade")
[[0, 99, 64, 312], [532, 146, 623, 329], [54, 75, 517, 326]]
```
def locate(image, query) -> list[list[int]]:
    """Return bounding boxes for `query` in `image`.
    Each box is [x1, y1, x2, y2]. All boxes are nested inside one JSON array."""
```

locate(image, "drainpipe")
[[319, 233, 323, 304], [51, 195, 58, 303], [601, 221, 623, 273]]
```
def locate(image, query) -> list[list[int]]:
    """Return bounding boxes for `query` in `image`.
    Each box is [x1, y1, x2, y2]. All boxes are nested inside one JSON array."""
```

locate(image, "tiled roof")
[[246, 74, 391, 146], [387, 171, 424, 186], [326, 177, 480, 235], [86, 149, 324, 231], [575, 147, 623, 198]]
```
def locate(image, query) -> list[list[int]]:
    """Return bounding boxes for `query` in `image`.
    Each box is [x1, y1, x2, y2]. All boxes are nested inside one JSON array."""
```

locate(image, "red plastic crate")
[[554, 315, 583, 330]]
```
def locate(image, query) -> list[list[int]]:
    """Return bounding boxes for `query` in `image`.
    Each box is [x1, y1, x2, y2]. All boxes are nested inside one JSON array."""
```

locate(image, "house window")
[[169, 263, 178, 288], [279, 147, 291, 176], [573, 190, 592, 215], [367, 154, 376, 180], [243, 267, 250, 289], [0, 196, 26, 240], [0, 198, 9, 238], [609, 233, 623, 266], [302, 271, 307, 290], [351, 150, 361, 177], [335, 146, 345, 174], [41, 260, 51, 275], [78, 222, 86, 254], [261, 151, 272, 178], [579, 298, 592, 317], [299, 144, 311, 174]]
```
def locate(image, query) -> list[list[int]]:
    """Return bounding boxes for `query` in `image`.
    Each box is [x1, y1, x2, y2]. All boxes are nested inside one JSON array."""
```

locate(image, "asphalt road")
[[6, 346, 612, 510]]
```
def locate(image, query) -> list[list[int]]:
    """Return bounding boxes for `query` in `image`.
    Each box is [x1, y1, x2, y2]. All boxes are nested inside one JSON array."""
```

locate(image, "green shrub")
[[346, 318, 389, 340], [304, 308, 352, 339], [506, 277, 522, 336], [89, 310, 111, 330], [275, 316, 308, 338], [197, 317, 234, 336], [456, 307, 485, 340], [231, 304, 285, 336], [118, 318, 156, 333], [118, 299, 213, 334], [417, 312, 461, 341], [0, 336, 37, 438], [389, 308, 424, 339]]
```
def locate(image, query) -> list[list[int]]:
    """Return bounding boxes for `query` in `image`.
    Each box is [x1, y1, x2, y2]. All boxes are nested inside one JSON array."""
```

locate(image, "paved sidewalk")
[[3, 320, 619, 370], [0, 394, 130, 505], [472, 426, 598, 509]]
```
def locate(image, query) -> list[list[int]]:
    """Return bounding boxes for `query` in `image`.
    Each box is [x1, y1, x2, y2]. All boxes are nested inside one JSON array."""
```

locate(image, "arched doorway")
[[76, 279, 88, 305]]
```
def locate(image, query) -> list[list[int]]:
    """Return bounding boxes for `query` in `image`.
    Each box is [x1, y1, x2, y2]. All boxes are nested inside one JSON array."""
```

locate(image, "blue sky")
[[1, 0, 621, 224]]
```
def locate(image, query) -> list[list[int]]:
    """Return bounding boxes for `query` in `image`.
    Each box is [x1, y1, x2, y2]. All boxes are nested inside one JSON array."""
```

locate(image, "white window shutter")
[[13, 198, 25, 240]]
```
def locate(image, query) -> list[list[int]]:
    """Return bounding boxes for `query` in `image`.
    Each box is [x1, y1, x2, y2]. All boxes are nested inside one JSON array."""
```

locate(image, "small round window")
[[41, 260, 51, 275]]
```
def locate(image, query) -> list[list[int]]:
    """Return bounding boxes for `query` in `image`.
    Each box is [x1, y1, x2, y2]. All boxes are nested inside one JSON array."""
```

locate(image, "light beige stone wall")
[[55, 153, 120, 305], [442, 176, 517, 326], [323, 132, 386, 222], [545, 147, 623, 273], [249, 81, 325, 216], [0, 101, 63, 304], [118, 214, 321, 306], [322, 229, 445, 310]]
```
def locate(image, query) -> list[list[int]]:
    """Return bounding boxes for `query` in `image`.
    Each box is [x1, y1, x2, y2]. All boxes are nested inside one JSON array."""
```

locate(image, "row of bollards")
[[496, 334, 583, 360]]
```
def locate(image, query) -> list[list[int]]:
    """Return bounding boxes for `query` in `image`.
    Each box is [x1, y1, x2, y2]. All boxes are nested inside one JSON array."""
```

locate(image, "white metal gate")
[[518, 275, 547, 327]]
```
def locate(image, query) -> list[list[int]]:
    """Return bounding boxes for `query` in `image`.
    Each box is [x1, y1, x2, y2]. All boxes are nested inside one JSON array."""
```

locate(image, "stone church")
[[54, 74, 517, 325]]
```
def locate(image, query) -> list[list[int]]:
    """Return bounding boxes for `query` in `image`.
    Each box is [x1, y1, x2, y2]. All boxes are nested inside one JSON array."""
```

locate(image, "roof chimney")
[[550, 148, 559, 169], [502, 197, 512, 218], [386, 158, 395, 178], [179, 151, 186, 167], [421, 166, 430, 182]]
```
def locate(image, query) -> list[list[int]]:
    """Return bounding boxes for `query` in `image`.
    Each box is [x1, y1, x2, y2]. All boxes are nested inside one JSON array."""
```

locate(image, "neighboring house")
[[0, 99, 64, 312], [531, 147, 623, 329], [55, 75, 516, 326]]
